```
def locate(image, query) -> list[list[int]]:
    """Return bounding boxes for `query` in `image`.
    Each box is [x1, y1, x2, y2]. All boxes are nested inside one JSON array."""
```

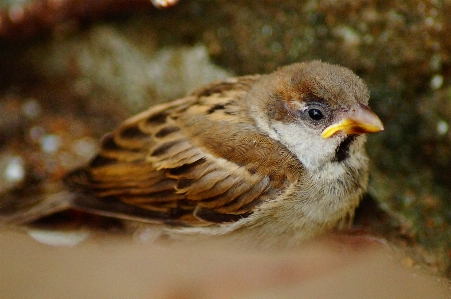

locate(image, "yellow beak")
[[321, 103, 384, 138]]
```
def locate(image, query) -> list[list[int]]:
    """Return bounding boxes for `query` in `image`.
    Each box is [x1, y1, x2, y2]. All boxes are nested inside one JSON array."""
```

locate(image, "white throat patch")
[[269, 121, 341, 171]]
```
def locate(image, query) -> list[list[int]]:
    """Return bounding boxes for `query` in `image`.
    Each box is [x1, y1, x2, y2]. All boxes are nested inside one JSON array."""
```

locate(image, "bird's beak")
[[321, 103, 384, 138]]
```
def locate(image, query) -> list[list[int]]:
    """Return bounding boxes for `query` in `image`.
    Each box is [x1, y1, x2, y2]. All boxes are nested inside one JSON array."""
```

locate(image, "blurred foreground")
[[0, 229, 449, 299]]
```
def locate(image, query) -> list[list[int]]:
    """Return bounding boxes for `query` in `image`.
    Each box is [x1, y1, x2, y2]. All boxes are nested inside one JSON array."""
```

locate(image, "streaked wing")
[[65, 76, 304, 226]]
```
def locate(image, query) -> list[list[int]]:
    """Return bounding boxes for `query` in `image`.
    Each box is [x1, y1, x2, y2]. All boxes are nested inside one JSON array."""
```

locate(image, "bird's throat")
[[334, 136, 356, 162]]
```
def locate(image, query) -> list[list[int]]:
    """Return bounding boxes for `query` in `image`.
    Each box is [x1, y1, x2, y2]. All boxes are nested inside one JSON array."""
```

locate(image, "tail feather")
[[0, 185, 74, 225]]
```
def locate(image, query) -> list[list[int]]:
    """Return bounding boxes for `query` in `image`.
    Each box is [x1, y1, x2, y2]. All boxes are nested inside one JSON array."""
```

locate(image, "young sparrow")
[[3, 61, 384, 247]]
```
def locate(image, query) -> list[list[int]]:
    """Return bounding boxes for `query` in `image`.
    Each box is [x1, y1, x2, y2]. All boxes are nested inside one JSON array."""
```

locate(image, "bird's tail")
[[0, 182, 74, 225]]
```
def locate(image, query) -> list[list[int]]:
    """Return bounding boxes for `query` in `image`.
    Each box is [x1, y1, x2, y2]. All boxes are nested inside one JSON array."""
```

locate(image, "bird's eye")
[[308, 108, 324, 121]]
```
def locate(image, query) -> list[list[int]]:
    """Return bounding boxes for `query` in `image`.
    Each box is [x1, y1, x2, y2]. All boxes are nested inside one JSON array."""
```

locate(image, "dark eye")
[[308, 108, 324, 121]]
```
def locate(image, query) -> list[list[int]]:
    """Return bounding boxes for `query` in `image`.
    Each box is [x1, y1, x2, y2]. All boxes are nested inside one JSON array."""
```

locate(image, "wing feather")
[[65, 76, 304, 225], [196, 180, 253, 209], [215, 176, 270, 213]]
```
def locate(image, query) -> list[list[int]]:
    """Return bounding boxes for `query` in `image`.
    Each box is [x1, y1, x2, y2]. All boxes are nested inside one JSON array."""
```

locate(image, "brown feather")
[[65, 75, 304, 226], [0, 61, 380, 248]]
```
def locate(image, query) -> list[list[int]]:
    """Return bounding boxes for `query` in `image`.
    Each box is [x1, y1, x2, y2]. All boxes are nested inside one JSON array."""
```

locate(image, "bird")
[[1, 61, 383, 248]]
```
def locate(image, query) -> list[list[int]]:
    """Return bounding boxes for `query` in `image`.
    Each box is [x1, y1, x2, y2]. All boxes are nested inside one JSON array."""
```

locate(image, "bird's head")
[[247, 61, 383, 170]]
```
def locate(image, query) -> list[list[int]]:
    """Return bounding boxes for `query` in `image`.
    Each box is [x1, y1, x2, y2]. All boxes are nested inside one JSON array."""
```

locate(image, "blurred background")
[[0, 0, 450, 297]]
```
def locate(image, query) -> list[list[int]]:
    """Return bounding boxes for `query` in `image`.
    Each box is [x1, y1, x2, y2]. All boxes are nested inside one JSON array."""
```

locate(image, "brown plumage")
[[65, 74, 302, 225], [2, 61, 384, 247]]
